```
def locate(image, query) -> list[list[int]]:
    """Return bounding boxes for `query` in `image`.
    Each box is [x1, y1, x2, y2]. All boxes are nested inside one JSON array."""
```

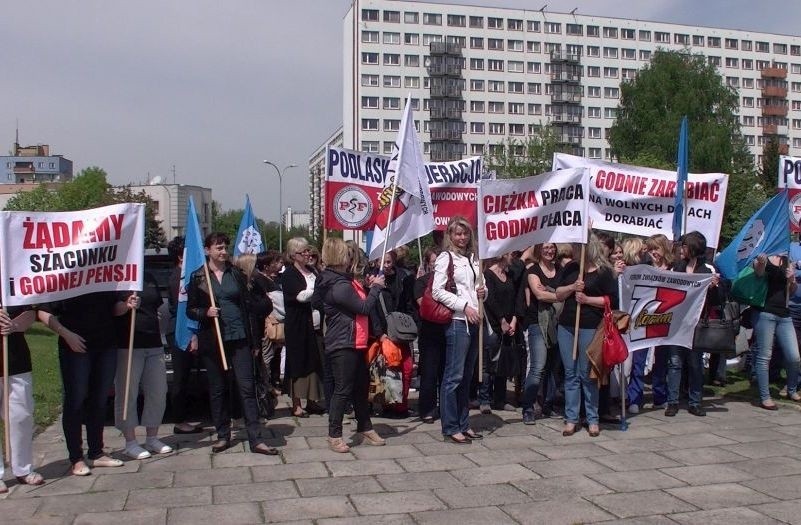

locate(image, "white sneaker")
[[124, 443, 151, 460], [628, 404, 640, 414], [145, 438, 173, 455]]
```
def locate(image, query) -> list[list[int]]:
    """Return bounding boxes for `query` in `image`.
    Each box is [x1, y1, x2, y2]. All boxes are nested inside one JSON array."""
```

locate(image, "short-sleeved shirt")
[[41, 292, 118, 351], [1, 305, 33, 377], [557, 261, 618, 329]]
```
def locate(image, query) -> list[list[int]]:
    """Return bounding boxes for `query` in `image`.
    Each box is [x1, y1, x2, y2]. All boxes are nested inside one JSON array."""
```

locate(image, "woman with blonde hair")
[[641, 234, 674, 409]]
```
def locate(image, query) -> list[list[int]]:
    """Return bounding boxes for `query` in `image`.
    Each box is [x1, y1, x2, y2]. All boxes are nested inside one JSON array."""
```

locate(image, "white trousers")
[[0, 372, 35, 478], [114, 347, 167, 431]]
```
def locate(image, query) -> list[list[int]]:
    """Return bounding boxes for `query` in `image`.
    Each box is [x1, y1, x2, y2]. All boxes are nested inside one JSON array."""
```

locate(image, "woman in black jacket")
[[314, 238, 386, 453], [186, 232, 276, 456]]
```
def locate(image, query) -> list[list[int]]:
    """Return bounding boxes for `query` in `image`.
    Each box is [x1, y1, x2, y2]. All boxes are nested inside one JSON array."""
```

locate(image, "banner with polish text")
[[553, 153, 728, 248], [778, 155, 801, 232], [478, 168, 589, 259], [325, 146, 483, 230], [621, 265, 713, 353], [0, 203, 145, 306]]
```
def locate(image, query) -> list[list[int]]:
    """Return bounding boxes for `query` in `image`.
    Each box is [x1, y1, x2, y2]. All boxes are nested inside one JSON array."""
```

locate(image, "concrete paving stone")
[[261, 495, 357, 522], [433, 483, 530, 508], [670, 506, 783, 525], [490, 423, 548, 437], [712, 427, 791, 443], [273, 425, 330, 438], [349, 490, 446, 515], [92, 470, 174, 491], [751, 500, 801, 525], [712, 416, 777, 430], [125, 486, 212, 510], [213, 480, 299, 504], [139, 452, 212, 472], [754, 412, 801, 426], [10, 473, 97, 498], [173, 466, 252, 487], [251, 461, 329, 482], [522, 457, 612, 478], [730, 455, 801, 478], [591, 451, 682, 472], [601, 425, 672, 440], [666, 482, 777, 510], [501, 498, 615, 524], [742, 473, 801, 500], [211, 451, 284, 468], [36, 491, 128, 516], [281, 448, 356, 464], [659, 464, 755, 486], [318, 514, 416, 525], [73, 508, 167, 525], [13, 516, 71, 525], [590, 517, 678, 525], [349, 444, 421, 460], [589, 489, 697, 518], [412, 441, 490, 456], [166, 502, 261, 525], [512, 474, 613, 501], [296, 475, 384, 497], [657, 432, 738, 450], [0, 497, 41, 518], [463, 448, 546, 466], [722, 440, 801, 459], [375, 471, 463, 492], [397, 453, 476, 472], [326, 459, 404, 477], [596, 437, 667, 454], [261, 436, 309, 450], [588, 469, 687, 492], [412, 505, 518, 525], [771, 423, 801, 437], [449, 464, 541, 486], [479, 435, 550, 450], [657, 446, 749, 466], [364, 430, 438, 446], [648, 420, 715, 436], [530, 442, 612, 460]]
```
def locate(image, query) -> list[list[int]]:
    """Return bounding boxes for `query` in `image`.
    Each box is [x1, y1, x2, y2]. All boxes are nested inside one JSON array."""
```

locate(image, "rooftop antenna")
[[171, 164, 176, 184], [570, 8, 578, 15], [539, 4, 547, 12]]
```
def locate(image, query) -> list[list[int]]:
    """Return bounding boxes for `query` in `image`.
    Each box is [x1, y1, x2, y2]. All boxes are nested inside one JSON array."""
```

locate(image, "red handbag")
[[419, 252, 455, 324], [602, 296, 628, 368]]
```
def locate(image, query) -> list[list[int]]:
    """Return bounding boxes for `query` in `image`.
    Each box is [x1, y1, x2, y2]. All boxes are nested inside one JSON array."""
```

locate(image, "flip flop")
[[16, 472, 45, 485]]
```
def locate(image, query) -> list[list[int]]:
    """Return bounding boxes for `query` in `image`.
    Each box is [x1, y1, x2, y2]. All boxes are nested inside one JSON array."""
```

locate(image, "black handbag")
[[692, 301, 740, 355], [493, 334, 523, 378]]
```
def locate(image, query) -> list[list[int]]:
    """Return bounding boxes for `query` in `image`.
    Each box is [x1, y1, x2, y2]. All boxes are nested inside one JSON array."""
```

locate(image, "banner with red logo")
[[325, 146, 482, 231], [778, 155, 801, 232], [621, 265, 713, 353]]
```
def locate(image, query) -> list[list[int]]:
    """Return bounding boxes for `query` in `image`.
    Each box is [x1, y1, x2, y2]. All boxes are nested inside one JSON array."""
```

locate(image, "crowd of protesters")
[[3, 215, 801, 490]]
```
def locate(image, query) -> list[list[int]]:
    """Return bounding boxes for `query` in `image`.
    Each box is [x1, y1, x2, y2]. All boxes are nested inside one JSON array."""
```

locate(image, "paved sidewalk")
[[5, 396, 801, 524]]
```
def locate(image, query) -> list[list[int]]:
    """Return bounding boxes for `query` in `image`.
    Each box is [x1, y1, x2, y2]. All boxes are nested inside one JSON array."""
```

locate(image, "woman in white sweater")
[[432, 216, 487, 444]]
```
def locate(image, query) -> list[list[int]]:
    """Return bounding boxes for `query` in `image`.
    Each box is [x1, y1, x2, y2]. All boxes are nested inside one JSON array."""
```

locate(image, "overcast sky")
[[1, 0, 797, 223]]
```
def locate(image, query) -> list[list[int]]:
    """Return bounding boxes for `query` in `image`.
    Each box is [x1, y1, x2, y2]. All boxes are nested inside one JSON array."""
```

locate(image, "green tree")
[[486, 125, 564, 179], [608, 49, 762, 244], [759, 136, 781, 190], [210, 201, 314, 254]]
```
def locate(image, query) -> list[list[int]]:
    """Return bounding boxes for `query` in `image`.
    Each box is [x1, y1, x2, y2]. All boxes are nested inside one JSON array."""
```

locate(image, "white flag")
[[368, 95, 434, 261], [621, 265, 713, 352]]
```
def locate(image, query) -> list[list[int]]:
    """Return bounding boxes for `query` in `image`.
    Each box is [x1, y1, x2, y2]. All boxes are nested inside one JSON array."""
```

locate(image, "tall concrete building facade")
[[341, 0, 800, 165]]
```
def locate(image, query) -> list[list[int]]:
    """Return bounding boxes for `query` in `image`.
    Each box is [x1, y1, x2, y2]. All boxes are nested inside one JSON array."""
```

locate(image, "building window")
[[383, 10, 400, 23], [621, 28, 635, 40], [527, 61, 541, 74], [527, 20, 540, 32], [603, 47, 618, 59], [469, 16, 483, 28], [361, 9, 378, 21], [707, 36, 721, 48], [527, 41, 540, 53], [588, 127, 601, 139], [528, 103, 542, 115], [470, 122, 485, 134], [422, 13, 441, 25], [508, 81, 523, 92], [404, 76, 419, 88], [545, 22, 561, 34], [489, 123, 505, 134], [470, 101, 484, 113], [384, 119, 400, 132], [404, 33, 419, 45], [692, 35, 704, 46], [742, 40, 752, 51], [361, 96, 379, 109], [487, 17, 503, 29], [471, 144, 485, 155], [708, 56, 721, 67], [603, 27, 618, 38], [488, 80, 504, 92], [793, 100, 801, 111], [470, 79, 484, 91], [508, 19, 523, 31], [404, 54, 419, 67], [470, 58, 484, 70], [447, 14, 465, 27], [756, 41, 769, 52], [383, 32, 400, 44], [622, 68, 637, 80], [508, 61, 524, 73], [587, 25, 599, 37], [621, 48, 636, 60], [742, 59, 753, 70], [488, 38, 504, 51], [362, 52, 378, 64], [470, 37, 483, 49], [404, 12, 418, 23], [527, 82, 541, 94], [422, 34, 441, 45], [488, 59, 504, 72], [655, 31, 670, 43], [509, 123, 524, 135], [361, 31, 379, 43], [793, 45, 801, 56], [383, 97, 400, 110], [742, 115, 754, 126], [586, 46, 600, 57], [487, 101, 504, 114], [775, 43, 788, 55], [793, 64, 801, 74], [361, 74, 379, 86], [361, 141, 379, 153], [603, 67, 618, 78], [587, 66, 600, 77], [639, 50, 651, 61], [742, 78, 754, 88], [545, 42, 560, 54], [589, 148, 601, 159], [674, 34, 689, 45], [604, 107, 617, 119], [566, 44, 582, 56], [383, 53, 400, 66], [588, 86, 600, 97], [566, 23, 583, 36], [361, 119, 379, 131], [756, 60, 771, 70], [604, 87, 619, 98], [725, 57, 739, 68], [508, 39, 523, 52], [725, 38, 738, 49], [588, 107, 601, 118], [383, 75, 400, 88]]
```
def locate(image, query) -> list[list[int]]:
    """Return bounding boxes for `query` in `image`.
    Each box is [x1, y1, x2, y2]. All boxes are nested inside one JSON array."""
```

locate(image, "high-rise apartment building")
[[340, 0, 801, 166]]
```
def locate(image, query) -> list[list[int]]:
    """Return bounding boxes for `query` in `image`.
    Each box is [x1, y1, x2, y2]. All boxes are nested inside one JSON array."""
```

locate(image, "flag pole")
[[417, 237, 423, 269], [619, 364, 628, 431], [572, 244, 587, 360], [203, 262, 229, 371], [2, 331, 9, 463], [379, 176, 401, 267], [477, 256, 484, 384], [122, 297, 137, 421]]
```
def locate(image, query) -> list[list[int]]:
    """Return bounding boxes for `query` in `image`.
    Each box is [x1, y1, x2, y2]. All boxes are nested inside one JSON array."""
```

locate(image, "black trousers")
[[418, 323, 446, 417], [201, 339, 264, 449], [168, 334, 200, 423], [328, 348, 372, 439]]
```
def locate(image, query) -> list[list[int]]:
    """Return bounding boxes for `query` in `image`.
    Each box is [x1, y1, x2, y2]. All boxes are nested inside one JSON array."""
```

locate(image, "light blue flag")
[[716, 191, 790, 280], [234, 194, 264, 256], [176, 196, 206, 351], [673, 116, 689, 240]]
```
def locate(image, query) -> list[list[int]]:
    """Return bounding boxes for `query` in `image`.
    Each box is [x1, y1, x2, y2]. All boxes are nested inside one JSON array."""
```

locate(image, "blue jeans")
[[59, 346, 117, 464], [626, 349, 648, 407], [666, 346, 703, 406], [521, 325, 548, 413], [440, 320, 479, 436], [753, 310, 800, 402], [651, 346, 669, 406], [557, 325, 598, 425]]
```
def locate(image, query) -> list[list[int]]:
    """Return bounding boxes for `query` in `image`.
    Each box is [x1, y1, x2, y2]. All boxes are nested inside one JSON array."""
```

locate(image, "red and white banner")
[[779, 155, 801, 232], [0, 203, 145, 306], [553, 153, 728, 248], [325, 146, 482, 231], [621, 265, 713, 352], [478, 168, 589, 259]]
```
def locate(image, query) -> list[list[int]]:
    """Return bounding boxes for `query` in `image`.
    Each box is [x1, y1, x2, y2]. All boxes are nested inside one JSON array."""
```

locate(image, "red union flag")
[[621, 265, 713, 353]]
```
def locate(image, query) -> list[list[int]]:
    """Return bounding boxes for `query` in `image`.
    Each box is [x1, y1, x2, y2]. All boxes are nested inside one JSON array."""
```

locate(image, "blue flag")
[[716, 191, 790, 280], [234, 194, 264, 256], [175, 196, 206, 351], [673, 116, 689, 240]]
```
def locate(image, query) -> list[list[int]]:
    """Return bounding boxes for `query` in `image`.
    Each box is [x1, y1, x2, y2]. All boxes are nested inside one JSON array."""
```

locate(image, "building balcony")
[[761, 67, 787, 79], [551, 92, 582, 103], [430, 129, 463, 141], [429, 146, 463, 162], [762, 86, 788, 98], [427, 63, 463, 76], [550, 72, 582, 83], [549, 51, 581, 63], [429, 42, 463, 56], [429, 107, 463, 119], [429, 85, 463, 98], [555, 135, 582, 145], [551, 113, 582, 123], [762, 105, 788, 117], [762, 124, 789, 136]]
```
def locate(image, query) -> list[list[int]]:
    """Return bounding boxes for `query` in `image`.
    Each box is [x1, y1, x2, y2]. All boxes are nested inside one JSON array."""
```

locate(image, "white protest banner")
[[325, 146, 482, 230], [478, 168, 589, 259], [778, 155, 801, 232], [0, 203, 145, 306], [553, 153, 728, 247], [621, 265, 713, 352]]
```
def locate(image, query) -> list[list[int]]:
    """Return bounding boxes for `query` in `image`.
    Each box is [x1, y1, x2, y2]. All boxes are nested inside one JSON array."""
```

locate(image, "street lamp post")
[[263, 161, 297, 253]]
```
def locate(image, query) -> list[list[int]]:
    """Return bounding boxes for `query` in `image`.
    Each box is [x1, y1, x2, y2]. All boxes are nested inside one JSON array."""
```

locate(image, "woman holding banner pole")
[[432, 216, 486, 444], [555, 237, 618, 437]]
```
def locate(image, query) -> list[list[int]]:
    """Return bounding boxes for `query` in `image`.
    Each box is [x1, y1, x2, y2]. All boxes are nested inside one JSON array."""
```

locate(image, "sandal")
[[327, 437, 350, 453], [588, 425, 601, 437], [562, 424, 577, 437], [790, 393, 801, 402], [89, 455, 123, 468], [16, 471, 45, 485], [71, 461, 91, 476], [0, 480, 6, 494]]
